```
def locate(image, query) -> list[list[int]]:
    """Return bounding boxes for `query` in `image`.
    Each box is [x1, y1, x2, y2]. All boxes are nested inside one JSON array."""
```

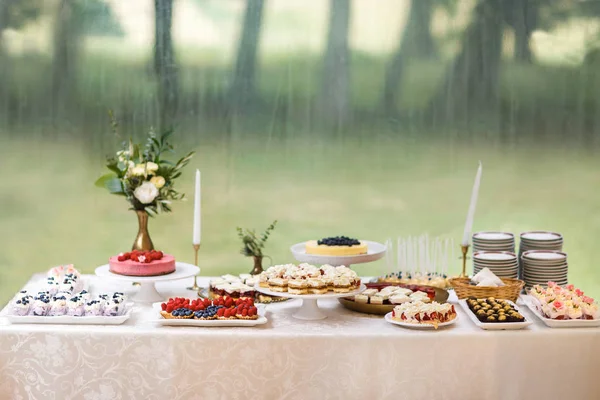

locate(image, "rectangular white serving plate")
[[151, 303, 268, 327], [523, 296, 600, 328], [458, 299, 532, 330], [0, 303, 133, 325]]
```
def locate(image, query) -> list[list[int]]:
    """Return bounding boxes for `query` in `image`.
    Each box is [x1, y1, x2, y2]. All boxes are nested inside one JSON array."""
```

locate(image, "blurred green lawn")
[[2, 132, 600, 306]]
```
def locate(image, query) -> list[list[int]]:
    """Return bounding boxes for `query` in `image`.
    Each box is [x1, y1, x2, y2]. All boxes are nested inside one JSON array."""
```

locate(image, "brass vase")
[[250, 256, 264, 275], [132, 210, 154, 251]]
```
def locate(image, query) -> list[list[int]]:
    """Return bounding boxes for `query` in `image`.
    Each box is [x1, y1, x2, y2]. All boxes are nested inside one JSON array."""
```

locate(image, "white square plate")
[[523, 296, 600, 328], [458, 299, 532, 330]]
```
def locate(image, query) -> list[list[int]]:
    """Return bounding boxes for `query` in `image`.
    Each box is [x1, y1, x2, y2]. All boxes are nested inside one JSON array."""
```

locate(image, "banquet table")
[[1, 275, 600, 400]]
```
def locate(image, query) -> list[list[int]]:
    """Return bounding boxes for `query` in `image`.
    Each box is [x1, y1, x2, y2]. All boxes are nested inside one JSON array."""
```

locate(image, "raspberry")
[[161, 303, 167, 310], [225, 298, 233, 308], [166, 305, 174, 313], [156, 251, 164, 259], [242, 309, 248, 316], [203, 298, 211, 307], [130, 254, 139, 262], [117, 255, 127, 262], [217, 308, 225, 317], [248, 307, 257, 316]]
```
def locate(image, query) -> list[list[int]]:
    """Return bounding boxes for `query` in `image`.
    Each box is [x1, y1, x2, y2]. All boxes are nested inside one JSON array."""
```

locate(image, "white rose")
[[129, 166, 145, 176], [134, 181, 159, 204], [146, 162, 159, 173]]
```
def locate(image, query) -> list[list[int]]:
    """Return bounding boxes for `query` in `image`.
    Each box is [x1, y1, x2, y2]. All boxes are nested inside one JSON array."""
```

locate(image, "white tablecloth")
[[1, 275, 599, 400]]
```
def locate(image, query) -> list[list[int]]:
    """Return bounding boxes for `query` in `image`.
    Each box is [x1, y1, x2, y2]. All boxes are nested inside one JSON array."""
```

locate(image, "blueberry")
[[16, 300, 21, 304]]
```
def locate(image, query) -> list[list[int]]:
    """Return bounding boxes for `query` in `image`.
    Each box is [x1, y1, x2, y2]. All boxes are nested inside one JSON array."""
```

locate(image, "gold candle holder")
[[459, 244, 469, 278], [186, 244, 201, 291]]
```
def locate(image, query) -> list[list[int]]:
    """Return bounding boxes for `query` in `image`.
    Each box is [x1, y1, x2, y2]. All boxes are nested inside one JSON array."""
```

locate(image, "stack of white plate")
[[473, 251, 519, 279], [473, 232, 515, 253], [521, 250, 568, 288], [518, 231, 563, 278]]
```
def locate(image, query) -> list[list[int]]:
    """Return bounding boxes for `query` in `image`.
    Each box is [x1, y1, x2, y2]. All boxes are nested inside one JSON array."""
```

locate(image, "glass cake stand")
[[95, 262, 200, 303], [254, 284, 366, 320], [289, 240, 387, 269]]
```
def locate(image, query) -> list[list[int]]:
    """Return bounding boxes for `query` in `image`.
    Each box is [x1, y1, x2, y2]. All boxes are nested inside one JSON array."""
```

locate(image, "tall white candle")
[[462, 161, 483, 246], [192, 169, 201, 245]]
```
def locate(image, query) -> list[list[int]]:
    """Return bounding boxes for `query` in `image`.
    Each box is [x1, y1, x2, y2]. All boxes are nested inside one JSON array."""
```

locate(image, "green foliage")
[[236, 220, 278, 258], [96, 114, 194, 215], [2, 0, 42, 31]]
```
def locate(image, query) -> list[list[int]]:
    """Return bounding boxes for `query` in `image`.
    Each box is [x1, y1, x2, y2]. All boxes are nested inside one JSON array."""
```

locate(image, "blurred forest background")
[[2, 0, 600, 304]]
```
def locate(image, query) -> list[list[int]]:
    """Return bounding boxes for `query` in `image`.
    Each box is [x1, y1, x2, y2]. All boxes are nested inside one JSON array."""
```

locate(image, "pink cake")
[[109, 251, 176, 277]]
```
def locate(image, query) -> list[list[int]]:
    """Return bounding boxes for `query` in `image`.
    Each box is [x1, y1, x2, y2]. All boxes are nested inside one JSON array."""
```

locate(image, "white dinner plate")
[[151, 303, 268, 327], [384, 311, 457, 330], [520, 231, 563, 241], [524, 296, 600, 328], [473, 232, 514, 241], [474, 252, 517, 261], [1, 302, 134, 325], [458, 299, 532, 330], [522, 251, 567, 260]]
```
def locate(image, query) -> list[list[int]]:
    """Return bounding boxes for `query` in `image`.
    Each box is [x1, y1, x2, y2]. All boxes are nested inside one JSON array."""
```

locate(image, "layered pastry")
[[466, 297, 525, 323], [378, 271, 450, 289], [209, 278, 255, 299], [346, 284, 435, 306], [260, 263, 361, 294], [305, 236, 368, 256], [392, 301, 456, 328], [160, 296, 258, 320], [529, 282, 599, 320], [109, 250, 175, 277], [209, 273, 286, 303]]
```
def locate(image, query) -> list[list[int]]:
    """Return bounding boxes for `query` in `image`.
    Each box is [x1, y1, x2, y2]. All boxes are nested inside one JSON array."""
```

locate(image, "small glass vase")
[[250, 256, 264, 275], [132, 210, 154, 251]]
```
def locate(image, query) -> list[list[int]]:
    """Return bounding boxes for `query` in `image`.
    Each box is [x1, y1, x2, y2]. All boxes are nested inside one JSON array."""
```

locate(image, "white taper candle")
[[462, 161, 483, 246], [192, 169, 201, 245]]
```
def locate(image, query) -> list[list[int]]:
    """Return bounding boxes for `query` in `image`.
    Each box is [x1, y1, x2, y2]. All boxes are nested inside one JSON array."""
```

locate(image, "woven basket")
[[450, 277, 524, 302]]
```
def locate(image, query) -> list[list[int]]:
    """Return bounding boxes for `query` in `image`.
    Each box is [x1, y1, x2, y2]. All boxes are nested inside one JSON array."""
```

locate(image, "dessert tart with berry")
[[391, 301, 457, 329], [305, 236, 368, 256], [159, 297, 259, 321], [109, 250, 176, 277]]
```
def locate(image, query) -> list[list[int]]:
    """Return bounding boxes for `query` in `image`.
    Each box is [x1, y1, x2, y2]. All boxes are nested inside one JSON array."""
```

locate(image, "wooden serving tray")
[[338, 285, 449, 315]]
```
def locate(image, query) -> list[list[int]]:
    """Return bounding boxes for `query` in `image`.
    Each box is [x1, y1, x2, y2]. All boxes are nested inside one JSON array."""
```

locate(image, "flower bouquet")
[[96, 119, 193, 250]]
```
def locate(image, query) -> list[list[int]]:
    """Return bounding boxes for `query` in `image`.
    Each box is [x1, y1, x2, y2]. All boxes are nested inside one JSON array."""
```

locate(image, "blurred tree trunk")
[[229, 0, 265, 113], [430, 0, 504, 124], [52, 0, 79, 118], [382, 0, 437, 114], [154, 0, 178, 130], [318, 0, 351, 128], [507, 0, 538, 63]]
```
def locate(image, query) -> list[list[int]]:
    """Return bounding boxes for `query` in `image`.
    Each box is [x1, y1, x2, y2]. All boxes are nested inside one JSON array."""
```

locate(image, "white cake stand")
[[255, 284, 366, 320], [290, 240, 387, 268], [95, 262, 200, 303]]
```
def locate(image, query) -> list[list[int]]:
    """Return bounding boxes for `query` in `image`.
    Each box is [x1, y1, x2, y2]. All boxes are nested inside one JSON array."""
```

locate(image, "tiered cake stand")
[[254, 240, 386, 320], [95, 262, 199, 303], [255, 284, 366, 321]]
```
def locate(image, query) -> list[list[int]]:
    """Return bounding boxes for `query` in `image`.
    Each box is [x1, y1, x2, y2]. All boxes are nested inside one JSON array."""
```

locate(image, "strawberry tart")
[[109, 250, 176, 277]]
